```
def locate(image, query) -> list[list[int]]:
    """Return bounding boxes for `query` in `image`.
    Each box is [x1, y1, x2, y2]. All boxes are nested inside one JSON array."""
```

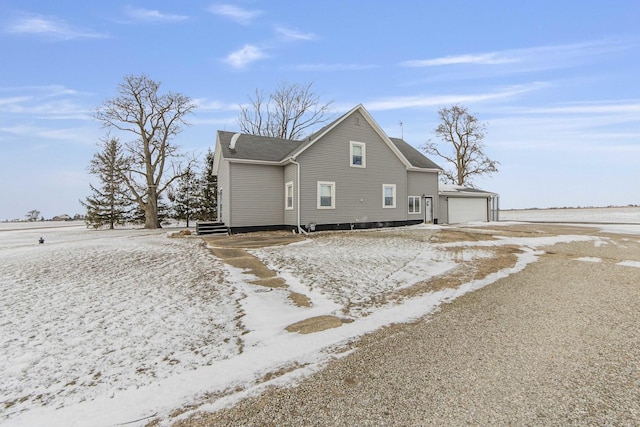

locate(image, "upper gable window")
[[350, 141, 366, 168]]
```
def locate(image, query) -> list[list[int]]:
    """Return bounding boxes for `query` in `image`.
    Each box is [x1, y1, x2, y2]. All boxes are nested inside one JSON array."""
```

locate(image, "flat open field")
[[500, 206, 640, 223]]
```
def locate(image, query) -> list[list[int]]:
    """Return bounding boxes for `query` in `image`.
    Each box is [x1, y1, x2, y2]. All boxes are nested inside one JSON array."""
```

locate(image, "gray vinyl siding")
[[217, 159, 231, 225], [297, 112, 408, 225], [407, 171, 439, 219], [438, 195, 449, 223], [229, 163, 284, 227], [284, 163, 297, 226]]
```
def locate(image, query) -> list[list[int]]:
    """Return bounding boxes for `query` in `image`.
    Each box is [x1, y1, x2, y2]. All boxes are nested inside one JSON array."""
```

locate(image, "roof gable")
[[214, 105, 442, 173], [290, 105, 417, 168]]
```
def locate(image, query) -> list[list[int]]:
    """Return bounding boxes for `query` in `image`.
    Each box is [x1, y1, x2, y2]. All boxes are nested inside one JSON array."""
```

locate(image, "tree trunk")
[[144, 191, 161, 229]]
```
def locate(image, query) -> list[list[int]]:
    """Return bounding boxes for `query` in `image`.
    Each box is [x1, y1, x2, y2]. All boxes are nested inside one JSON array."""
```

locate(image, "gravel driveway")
[[176, 224, 640, 426]]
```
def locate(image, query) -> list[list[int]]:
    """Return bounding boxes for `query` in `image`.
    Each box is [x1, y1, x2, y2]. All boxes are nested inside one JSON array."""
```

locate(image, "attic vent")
[[229, 133, 241, 150], [354, 116, 360, 126]]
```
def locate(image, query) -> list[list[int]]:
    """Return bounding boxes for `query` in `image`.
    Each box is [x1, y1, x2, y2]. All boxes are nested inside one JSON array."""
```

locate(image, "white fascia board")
[[356, 106, 413, 169], [226, 158, 283, 166], [407, 167, 443, 173], [439, 192, 496, 198], [289, 104, 363, 159], [212, 138, 222, 175]]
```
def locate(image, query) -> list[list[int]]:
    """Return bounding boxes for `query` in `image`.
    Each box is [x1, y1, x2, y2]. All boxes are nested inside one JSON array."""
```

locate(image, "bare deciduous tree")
[[238, 81, 333, 140], [95, 75, 196, 229], [26, 209, 40, 222], [423, 105, 499, 186]]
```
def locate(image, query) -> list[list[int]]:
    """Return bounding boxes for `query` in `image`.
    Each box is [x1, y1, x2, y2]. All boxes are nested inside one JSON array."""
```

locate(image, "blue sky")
[[1, 0, 639, 220]]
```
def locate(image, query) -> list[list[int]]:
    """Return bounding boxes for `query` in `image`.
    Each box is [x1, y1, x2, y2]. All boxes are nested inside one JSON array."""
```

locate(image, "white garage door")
[[448, 197, 487, 223]]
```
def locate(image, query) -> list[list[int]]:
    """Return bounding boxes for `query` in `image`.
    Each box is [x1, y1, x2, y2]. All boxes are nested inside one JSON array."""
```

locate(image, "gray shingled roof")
[[389, 138, 443, 170], [439, 184, 497, 196], [217, 131, 304, 162], [217, 118, 442, 172]]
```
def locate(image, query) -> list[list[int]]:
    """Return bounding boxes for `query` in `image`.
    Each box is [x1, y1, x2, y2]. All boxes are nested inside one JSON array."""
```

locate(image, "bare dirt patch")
[[288, 292, 312, 307], [285, 315, 344, 334], [475, 223, 602, 237], [429, 229, 499, 243], [403, 245, 520, 296], [207, 247, 247, 259], [203, 231, 305, 249], [219, 254, 276, 279]]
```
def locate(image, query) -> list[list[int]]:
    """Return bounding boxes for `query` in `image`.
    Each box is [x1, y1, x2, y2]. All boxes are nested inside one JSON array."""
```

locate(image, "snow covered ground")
[[500, 206, 640, 223], [1, 212, 639, 426]]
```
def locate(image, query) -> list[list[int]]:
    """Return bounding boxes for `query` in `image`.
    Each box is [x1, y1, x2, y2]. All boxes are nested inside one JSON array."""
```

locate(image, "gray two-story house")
[[212, 104, 444, 234]]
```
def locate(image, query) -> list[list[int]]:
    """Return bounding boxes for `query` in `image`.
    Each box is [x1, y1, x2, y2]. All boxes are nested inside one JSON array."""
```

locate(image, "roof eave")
[[439, 191, 497, 197], [407, 167, 443, 173], [225, 158, 284, 166]]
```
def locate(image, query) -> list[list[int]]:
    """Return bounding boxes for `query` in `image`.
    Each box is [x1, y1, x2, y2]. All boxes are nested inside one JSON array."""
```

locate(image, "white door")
[[424, 197, 433, 223], [448, 198, 487, 223]]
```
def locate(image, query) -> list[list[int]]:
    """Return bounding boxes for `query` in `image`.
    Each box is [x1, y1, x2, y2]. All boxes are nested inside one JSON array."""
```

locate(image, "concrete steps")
[[196, 221, 229, 236]]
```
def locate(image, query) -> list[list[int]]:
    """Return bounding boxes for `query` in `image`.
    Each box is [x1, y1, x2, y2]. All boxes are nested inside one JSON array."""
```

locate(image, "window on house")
[[285, 181, 294, 210], [350, 141, 366, 168], [383, 184, 396, 208], [317, 181, 335, 209], [408, 196, 421, 214]]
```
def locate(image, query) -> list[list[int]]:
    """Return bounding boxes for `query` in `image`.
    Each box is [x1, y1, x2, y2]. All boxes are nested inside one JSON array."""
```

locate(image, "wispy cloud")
[[291, 63, 378, 72], [363, 82, 547, 111], [4, 13, 108, 40], [401, 39, 634, 71], [192, 99, 241, 111], [485, 100, 640, 153], [0, 85, 92, 119], [275, 26, 316, 41], [402, 53, 517, 67], [516, 100, 640, 115], [123, 6, 188, 23], [224, 44, 268, 69], [208, 4, 262, 25], [0, 123, 97, 144]]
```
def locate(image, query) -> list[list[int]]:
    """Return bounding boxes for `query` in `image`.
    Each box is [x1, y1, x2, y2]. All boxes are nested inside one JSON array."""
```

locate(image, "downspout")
[[289, 159, 308, 235]]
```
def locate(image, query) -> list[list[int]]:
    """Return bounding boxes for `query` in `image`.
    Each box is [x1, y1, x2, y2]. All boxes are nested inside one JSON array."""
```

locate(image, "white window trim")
[[382, 184, 396, 208], [349, 141, 366, 168], [285, 181, 294, 210], [408, 196, 421, 214], [317, 181, 336, 209]]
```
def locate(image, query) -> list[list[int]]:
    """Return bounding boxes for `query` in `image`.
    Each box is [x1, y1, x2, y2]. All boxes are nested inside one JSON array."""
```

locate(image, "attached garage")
[[448, 197, 489, 223], [438, 184, 499, 224]]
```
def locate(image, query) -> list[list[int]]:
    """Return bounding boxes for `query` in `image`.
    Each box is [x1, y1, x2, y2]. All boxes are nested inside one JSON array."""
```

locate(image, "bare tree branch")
[[237, 81, 333, 140], [422, 104, 498, 187]]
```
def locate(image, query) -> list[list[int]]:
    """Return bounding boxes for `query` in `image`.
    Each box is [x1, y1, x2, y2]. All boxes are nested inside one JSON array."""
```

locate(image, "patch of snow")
[[1, 224, 241, 423], [499, 206, 640, 224], [617, 260, 640, 268], [0, 222, 633, 426], [575, 257, 602, 263]]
